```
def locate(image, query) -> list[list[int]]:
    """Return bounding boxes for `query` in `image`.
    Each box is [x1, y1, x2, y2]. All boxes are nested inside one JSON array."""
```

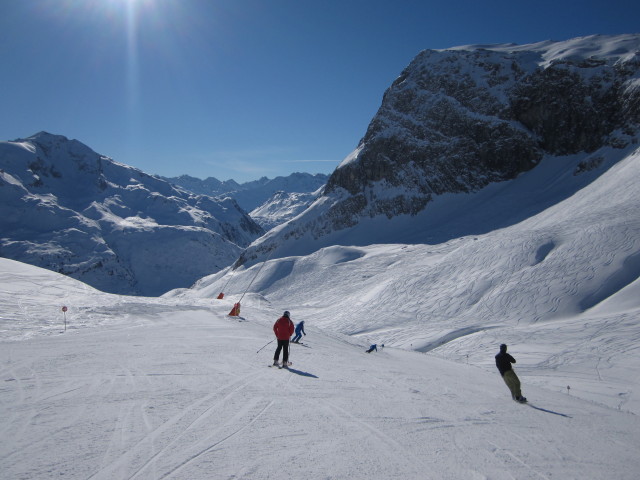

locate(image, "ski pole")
[[256, 339, 275, 354]]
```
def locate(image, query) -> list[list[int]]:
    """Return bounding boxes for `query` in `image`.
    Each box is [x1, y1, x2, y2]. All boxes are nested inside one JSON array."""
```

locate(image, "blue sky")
[[1, 0, 638, 183]]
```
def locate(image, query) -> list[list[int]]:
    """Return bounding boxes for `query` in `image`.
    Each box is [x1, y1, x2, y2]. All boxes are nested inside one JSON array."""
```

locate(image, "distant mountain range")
[[0, 132, 264, 295], [162, 172, 328, 231], [162, 172, 328, 212], [0, 132, 330, 295]]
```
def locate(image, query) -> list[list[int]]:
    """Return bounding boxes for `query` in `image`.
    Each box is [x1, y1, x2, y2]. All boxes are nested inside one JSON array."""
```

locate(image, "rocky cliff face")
[[236, 34, 640, 267], [326, 35, 639, 213], [0, 132, 264, 295]]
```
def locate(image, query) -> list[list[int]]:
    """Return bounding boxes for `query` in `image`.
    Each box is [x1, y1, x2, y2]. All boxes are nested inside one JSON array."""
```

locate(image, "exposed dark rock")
[[237, 35, 640, 268]]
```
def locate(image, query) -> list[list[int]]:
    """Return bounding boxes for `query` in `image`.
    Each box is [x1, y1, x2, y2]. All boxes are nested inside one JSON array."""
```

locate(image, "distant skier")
[[292, 320, 306, 343], [273, 311, 295, 367], [495, 344, 527, 403], [366, 344, 377, 353]]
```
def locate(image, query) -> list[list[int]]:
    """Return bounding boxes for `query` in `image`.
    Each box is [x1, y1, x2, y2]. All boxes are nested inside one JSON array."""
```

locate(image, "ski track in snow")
[[1, 279, 640, 479]]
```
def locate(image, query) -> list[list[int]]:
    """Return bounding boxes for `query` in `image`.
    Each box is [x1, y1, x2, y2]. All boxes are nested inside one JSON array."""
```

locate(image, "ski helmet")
[[283, 311, 290, 318]]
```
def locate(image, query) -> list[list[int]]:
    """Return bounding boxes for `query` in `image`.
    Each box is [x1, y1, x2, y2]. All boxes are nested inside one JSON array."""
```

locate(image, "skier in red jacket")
[[273, 311, 295, 367]]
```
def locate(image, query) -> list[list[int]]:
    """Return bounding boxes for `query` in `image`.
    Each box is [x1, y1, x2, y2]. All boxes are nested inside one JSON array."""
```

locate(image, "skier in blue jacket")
[[292, 320, 305, 343]]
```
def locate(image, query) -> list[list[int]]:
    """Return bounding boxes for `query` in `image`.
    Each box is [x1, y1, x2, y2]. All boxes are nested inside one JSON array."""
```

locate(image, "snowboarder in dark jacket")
[[366, 344, 377, 353], [292, 320, 305, 343], [273, 311, 295, 367], [495, 344, 526, 403]]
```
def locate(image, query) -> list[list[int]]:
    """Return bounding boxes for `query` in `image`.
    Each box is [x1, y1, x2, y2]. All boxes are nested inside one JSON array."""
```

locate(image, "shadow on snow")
[[528, 403, 572, 418], [286, 367, 318, 378]]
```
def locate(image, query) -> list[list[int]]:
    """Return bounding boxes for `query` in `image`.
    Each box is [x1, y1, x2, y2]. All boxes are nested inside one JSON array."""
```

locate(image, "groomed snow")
[[2, 236, 640, 480]]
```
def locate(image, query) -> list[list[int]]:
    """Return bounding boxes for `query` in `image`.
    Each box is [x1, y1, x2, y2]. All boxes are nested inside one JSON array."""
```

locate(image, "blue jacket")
[[295, 322, 305, 334]]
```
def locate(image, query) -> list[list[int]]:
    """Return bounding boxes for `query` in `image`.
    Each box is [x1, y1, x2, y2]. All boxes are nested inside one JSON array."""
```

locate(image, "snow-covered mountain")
[[237, 34, 640, 267], [177, 141, 640, 416], [0, 132, 263, 296], [163, 172, 329, 212], [249, 188, 323, 230]]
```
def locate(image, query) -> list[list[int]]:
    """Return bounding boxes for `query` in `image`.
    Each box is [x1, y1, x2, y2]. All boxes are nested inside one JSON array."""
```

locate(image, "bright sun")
[[100, 0, 156, 13]]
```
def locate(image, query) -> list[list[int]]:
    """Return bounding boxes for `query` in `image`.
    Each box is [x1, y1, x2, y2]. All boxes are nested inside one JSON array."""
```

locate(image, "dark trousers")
[[274, 339, 290, 363]]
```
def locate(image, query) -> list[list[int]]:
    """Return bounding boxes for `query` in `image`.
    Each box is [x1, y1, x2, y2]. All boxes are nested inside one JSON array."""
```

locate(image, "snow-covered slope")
[[237, 34, 640, 267], [0, 132, 263, 296], [181, 144, 640, 415], [1, 257, 640, 479], [249, 188, 323, 230]]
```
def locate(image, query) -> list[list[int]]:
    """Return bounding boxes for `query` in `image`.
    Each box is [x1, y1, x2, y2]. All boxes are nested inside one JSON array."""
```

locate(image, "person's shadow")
[[286, 367, 318, 378], [528, 404, 572, 418]]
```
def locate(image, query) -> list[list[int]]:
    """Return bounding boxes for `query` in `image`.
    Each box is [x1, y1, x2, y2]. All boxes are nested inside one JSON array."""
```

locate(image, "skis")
[[269, 361, 292, 369]]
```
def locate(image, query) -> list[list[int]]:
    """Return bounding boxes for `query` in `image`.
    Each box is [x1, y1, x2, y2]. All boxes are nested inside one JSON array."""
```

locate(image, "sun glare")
[[98, 0, 156, 16], [106, 0, 150, 6]]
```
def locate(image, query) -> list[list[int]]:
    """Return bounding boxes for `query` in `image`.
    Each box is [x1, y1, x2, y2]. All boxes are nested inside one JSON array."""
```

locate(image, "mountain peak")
[[27, 131, 69, 142], [236, 34, 640, 268], [0, 134, 264, 295], [442, 33, 640, 67]]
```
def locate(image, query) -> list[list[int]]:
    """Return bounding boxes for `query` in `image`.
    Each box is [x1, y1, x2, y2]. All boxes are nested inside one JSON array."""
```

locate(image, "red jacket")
[[273, 316, 294, 340]]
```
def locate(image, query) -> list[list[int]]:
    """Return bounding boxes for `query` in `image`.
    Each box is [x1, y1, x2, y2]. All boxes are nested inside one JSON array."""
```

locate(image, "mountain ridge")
[[162, 171, 329, 212], [0, 132, 264, 295], [235, 34, 640, 268]]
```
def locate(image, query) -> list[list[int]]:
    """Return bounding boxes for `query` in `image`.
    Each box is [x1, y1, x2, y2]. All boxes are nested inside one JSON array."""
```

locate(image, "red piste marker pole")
[[62, 306, 68, 331]]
